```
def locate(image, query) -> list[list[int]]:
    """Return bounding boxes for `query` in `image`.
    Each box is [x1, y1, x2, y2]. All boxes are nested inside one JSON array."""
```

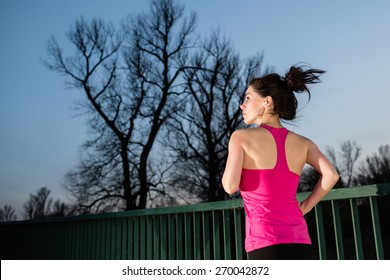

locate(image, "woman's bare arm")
[[222, 131, 245, 194], [299, 140, 340, 215]]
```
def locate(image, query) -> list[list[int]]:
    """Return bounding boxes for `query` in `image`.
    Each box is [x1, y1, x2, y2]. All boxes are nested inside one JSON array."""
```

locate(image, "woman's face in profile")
[[240, 86, 265, 125]]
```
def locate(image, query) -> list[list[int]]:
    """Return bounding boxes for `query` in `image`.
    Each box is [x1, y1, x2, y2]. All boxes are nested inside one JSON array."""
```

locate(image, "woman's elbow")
[[326, 169, 340, 188], [224, 186, 238, 195], [222, 180, 239, 195]]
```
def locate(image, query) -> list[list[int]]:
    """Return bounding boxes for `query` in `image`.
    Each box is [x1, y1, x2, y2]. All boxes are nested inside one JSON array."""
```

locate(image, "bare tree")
[[0, 205, 17, 222], [45, 0, 196, 211], [166, 30, 270, 201], [21, 187, 72, 219], [354, 144, 390, 185], [341, 141, 362, 186], [326, 140, 361, 186], [23, 198, 36, 220], [23, 187, 53, 219], [50, 199, 70, 217], [121, 0, 197, 208], [44, 16, 128, 212]]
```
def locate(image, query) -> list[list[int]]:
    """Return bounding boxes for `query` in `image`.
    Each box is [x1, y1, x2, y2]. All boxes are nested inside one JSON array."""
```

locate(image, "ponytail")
[[284, 65, 325, 99], [249, 64, 325, 120]]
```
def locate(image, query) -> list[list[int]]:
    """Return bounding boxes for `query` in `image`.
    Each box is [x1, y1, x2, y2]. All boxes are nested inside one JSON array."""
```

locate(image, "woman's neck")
[[257, 114, 283, 128]]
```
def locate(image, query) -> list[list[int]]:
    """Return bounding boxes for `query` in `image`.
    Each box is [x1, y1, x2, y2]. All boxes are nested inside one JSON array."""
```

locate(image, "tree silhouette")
[[22, 187, 71, 219], [23, 187, 53, 219], [0, 205, 17, 222], [354, 144, 390, 185], [50, 199, 71, 217], [326, 140, 361, 186], [44, 0, 197, 211]]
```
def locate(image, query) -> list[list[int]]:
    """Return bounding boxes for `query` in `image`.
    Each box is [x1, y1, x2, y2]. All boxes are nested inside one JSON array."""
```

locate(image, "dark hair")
[[249, 64, 325, 120]]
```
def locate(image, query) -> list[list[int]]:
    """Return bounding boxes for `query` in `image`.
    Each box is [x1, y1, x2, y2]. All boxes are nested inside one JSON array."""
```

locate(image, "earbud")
[[258, 102, 268, 115]]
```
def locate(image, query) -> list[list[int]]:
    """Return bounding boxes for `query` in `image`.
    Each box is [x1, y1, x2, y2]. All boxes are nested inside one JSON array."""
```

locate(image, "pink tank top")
[[239, 125, 311, 252]]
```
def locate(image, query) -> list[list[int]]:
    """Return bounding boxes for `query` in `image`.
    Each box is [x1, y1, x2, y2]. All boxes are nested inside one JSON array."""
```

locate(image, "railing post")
[[184, 212, 192, 260], [350, 199, 364, 259], [202, 212, 211, 260], [315, 203, 327, 259], [175, 214, 184, 259], [193, 212, 202, 260], [212, 210, 221, 260], [159, 215, 168, 260], [146, 216, 153, 259], [222, 209, 231, 260], [168, 214, 176, 260], [233, 208, 244, 260], [369, 197, 384, 259], [331, 200, 345, 259], [127, 217, 134, 259]]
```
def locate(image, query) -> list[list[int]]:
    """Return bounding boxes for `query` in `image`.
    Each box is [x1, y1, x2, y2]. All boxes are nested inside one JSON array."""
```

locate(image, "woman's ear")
[[264, 96, 273, 107]]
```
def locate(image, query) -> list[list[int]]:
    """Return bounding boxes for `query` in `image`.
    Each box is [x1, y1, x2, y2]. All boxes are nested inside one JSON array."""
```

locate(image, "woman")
[[222, 65, 339, 260]]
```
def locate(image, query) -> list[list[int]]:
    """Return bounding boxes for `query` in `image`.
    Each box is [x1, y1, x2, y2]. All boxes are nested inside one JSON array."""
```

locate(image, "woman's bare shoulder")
[[232, 127, 261, 136], [235, 127, 272, 138], [229, 127, 263, 144], [287, 130, 315, 146]]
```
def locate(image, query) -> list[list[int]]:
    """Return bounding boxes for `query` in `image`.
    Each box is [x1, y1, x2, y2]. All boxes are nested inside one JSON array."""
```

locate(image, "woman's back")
[[239, 125, 310, 176]]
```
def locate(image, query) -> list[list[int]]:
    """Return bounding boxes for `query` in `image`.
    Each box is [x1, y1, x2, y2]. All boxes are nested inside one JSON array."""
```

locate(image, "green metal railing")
[[0, 183, 389, 260]]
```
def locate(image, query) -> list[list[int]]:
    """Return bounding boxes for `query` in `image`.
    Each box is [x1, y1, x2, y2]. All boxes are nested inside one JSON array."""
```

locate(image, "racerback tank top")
[[239, 125, 311, 252]]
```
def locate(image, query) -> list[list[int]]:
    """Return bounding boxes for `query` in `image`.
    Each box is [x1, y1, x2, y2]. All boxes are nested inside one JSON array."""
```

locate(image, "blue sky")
[[1, 0, 389, 218]]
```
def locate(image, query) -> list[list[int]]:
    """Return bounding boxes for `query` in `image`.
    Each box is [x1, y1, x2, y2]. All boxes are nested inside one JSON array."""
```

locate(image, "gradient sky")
[[1, 0, 389, 218]]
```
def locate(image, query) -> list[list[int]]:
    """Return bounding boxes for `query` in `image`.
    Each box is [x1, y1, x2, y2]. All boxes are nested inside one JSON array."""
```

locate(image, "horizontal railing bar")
[[297, 183, 390, 202], [1, 184, 389, 227]]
